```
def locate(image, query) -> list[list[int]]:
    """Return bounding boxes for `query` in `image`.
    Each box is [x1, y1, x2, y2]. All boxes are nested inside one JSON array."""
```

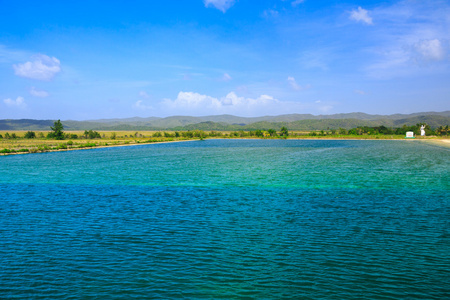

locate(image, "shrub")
[[37, 145, 50, 152], [81, 143, 96, 148], [57, 143, 67, 150], [24, 131, 36, 139], [66, 140, 73, 146]]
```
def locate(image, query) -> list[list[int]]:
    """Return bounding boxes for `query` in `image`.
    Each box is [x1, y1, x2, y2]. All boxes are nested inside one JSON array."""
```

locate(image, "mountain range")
[[1, 111, 449, 131]]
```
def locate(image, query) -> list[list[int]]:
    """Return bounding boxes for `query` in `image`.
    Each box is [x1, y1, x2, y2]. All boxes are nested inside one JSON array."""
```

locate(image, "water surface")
[[0, 139, 449, 299]]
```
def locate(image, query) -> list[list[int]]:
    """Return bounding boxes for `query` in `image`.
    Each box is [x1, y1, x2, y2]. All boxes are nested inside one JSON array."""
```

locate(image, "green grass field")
[[0, 131, 191, 154]]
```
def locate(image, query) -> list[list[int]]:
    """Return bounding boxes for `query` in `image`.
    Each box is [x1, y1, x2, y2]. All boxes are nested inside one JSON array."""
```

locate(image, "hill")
[[1, 111, 449, 131]]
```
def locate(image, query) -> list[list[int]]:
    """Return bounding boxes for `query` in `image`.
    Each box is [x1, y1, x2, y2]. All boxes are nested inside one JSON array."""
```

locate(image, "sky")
[[0, 0, 449, 120]]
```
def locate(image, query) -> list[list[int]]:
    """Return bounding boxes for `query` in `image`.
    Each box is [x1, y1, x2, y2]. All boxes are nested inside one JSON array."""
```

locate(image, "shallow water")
[[0, 139, 449, 299]]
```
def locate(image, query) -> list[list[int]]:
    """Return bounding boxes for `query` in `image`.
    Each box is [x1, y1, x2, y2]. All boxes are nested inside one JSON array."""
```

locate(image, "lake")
[[0, 139, 449, 299]]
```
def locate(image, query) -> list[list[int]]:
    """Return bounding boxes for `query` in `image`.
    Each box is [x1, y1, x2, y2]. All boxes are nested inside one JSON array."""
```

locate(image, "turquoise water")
[[0, 139, 449, 299]]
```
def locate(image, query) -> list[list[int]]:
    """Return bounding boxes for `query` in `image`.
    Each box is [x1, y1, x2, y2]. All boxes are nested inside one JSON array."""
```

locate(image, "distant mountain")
[[0, 119, 55, 130], [1, 111, 449, 131]]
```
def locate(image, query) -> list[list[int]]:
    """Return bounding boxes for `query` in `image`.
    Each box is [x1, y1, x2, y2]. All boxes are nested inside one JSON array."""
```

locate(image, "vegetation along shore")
[[1, 120, 449, 155]]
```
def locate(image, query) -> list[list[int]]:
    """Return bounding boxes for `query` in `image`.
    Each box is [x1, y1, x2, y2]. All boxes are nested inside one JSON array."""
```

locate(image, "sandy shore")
[[421, 139, 450, 148]]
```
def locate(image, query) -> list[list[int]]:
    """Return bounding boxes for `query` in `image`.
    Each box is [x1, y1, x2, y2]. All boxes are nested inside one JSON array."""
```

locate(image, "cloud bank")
[[161, 91, 278, 115], [151, 91, 320, 116], [13, 54, 61, 80]]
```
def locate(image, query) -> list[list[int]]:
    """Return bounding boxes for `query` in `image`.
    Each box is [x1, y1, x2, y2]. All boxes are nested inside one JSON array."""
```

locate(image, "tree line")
[[1, 120, 449, 140]]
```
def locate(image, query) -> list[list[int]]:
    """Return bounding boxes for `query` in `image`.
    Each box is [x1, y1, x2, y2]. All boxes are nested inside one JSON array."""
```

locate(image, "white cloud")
[[29, 87, 49, 98], [162, 91, 281, 115], [414, 39, 445, 61], [13, 54, 61, 80], [350, 7, 373, 25], [204, 0, 235, 13], [291, 0, 304, 7], [4, 96, 26, 108], [287, 77, 311, 91], [132, 100, 153, 110], [139, 91, 150, 98], [354, 90, 366, 95], [222, 73, 232, 81]]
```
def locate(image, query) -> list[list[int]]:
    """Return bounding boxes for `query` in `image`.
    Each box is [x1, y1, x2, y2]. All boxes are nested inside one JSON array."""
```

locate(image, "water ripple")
[[0, 140, 449, 299]]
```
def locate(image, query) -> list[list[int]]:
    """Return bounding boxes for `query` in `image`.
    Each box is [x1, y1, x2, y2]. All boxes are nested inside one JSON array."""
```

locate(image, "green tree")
[[50, 120, 65, 140], [111, 132, 117, 139], [280, 126, 289, 136], [268, 129, 277, 137]]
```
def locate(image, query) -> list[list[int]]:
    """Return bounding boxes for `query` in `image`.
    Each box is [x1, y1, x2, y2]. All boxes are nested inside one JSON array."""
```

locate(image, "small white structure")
[[420, 125, 426, 136], [406, 131, 415, 138]]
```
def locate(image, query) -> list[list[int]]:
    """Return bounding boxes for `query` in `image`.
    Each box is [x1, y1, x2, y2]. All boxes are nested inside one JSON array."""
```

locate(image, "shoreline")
[[0, 139, 198, 156], [419, 138, 450, 148], [1, 136, 449, 156]]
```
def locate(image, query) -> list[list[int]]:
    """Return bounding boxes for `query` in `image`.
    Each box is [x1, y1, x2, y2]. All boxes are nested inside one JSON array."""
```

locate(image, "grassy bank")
[[0, 131, 196, 155]]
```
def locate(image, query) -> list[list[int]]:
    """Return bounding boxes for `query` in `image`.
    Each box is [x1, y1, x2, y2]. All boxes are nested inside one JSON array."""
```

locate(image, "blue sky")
[[0, 0, 449, 120]]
